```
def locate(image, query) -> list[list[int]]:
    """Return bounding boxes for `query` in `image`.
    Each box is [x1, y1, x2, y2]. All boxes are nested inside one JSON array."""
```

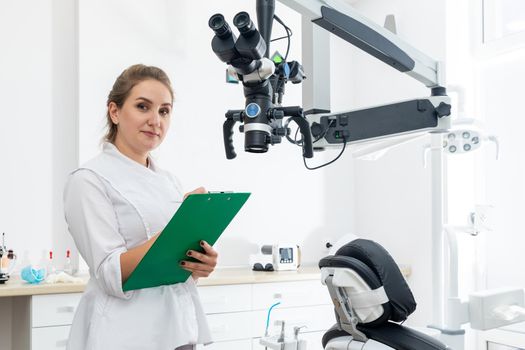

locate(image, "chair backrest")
[[319, 238, 416, 327], [319, 239, 450, 350]]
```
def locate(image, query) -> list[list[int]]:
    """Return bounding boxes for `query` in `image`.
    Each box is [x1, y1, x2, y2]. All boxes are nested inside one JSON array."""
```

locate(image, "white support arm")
[[278, 0, 444, 88]]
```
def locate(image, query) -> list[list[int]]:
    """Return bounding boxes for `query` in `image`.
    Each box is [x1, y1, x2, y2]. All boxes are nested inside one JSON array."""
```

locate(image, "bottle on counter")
[[48, 250, 56, 275], [64, 249, 73, 275]]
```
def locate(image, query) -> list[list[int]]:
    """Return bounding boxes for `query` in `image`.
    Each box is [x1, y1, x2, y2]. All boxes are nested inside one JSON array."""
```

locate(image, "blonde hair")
[[103, 64, 174, 143]]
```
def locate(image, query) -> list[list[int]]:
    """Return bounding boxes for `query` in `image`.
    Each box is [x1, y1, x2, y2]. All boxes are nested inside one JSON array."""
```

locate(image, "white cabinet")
[[251, 280, 332, 310], [12, 293, 81, 350], [31, 326, 70, 350], [198, 284, 252, 314], [197, 280, 333, 350], [206, 312, 253, 342], [32, 294, 81, 327], [10, 278, 333, 350], [30, 294, 80, 350]]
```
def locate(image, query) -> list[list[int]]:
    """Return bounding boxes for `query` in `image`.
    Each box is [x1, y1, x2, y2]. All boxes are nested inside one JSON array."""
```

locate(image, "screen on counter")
[[279, 247, 293, 263]]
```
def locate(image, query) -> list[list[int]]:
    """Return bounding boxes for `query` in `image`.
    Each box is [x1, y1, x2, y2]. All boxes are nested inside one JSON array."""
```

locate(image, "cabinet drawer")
[[31, 325, 70, 350], [197, 339, 252, 350], [206, 312, 253, 342], [32, 293, 81, 327], [251, 305, 334, 338], [252, 280, 331, 310], [198, 284, 251, 314]]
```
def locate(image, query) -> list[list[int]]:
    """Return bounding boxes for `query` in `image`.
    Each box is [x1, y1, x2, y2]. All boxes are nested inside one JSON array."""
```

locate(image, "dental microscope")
[[208, 0, 451, 169]]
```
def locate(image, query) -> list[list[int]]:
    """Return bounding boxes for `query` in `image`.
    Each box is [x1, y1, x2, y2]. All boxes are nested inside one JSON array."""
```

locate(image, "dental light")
[[421, 119, 499, 169], [442, 118, 499, 158]]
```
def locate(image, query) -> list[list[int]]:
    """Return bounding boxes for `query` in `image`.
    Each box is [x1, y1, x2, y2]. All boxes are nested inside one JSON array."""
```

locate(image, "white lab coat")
[[63, 143, 212, 350]]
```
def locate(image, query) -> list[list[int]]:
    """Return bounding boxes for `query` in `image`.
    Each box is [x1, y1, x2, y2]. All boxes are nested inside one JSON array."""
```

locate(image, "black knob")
[[310, 122, 324, 138], [435, 102, 452, 118]]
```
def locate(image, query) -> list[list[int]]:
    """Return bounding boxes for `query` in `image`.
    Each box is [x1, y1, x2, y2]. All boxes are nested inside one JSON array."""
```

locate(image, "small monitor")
[[279, 247, 293, 263]]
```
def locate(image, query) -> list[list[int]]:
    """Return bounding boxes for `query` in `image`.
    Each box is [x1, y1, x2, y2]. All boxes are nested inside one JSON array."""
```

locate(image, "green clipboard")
[[123, 192, 250, 291]]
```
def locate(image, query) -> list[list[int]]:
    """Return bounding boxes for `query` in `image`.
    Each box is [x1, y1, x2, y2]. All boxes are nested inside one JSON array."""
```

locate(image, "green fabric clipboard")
[[123, 192, 250, 291]]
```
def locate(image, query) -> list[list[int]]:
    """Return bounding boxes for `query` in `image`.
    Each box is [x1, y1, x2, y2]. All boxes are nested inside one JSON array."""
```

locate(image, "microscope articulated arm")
[[278, 0, 451, 151], [209, 0, 451, 160]]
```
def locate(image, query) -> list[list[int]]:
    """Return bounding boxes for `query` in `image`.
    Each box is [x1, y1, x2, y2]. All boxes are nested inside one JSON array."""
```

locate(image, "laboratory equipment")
[[206, 2, 519, 350], [260, 301, 308, 350], [64, 249, 73, 275], [260, 321, 308, 350], [209, 0, 451, 166], [0, 233, 17, 283], [261, 243, 300, 271], [47, 250, 56, 275]]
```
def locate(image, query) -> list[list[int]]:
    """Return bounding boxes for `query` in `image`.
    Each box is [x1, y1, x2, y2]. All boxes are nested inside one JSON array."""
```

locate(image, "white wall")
[[337, 0, 447, 326], [479, 49, 525, 289], [0, 0, 78, 274], [0, 0, 78, 346], [0, 0, 54, 271]]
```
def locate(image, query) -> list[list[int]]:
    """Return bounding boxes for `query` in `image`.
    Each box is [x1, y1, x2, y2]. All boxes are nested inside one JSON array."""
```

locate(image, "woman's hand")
[[183, 186, 207, 200], [180, 240, 218, 279]]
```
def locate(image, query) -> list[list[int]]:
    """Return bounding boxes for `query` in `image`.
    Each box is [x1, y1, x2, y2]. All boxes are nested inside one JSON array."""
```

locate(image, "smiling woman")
[[63, 64, 218, 350]]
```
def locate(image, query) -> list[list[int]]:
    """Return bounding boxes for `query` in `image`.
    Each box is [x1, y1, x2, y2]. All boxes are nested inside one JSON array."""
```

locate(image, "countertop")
[[0, 265, 411, 297]]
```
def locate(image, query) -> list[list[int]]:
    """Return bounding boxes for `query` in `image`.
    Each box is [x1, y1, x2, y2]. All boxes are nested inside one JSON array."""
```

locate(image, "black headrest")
[[320, 239, 416, 322], [319, 254, 391, 326]]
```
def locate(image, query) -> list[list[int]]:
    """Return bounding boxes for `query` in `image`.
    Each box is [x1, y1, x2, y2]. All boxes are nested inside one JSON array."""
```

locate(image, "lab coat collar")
[[102, 142, 159, 174]]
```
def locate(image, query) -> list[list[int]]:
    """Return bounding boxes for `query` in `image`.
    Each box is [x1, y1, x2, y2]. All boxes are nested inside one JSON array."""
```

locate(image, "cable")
[[270, 35, 289, 42], [288, 119, 347, 170], [303, 136, 347, 170], [269, 15, 292, 105], [272, 15, 292, 61], [312, 119, 337, 144], [286, 119, 336, 146]]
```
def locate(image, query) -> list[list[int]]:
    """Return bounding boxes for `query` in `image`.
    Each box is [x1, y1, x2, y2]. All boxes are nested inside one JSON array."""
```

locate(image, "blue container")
[[21, 266, 46, 284]]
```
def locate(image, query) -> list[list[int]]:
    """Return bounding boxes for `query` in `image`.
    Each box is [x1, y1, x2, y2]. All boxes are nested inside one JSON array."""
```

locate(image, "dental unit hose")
[[265, 302, 281, 336]]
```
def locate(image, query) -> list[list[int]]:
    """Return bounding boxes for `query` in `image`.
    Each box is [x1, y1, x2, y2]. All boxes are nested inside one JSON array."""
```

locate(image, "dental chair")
[[320, 239, 450, 350]]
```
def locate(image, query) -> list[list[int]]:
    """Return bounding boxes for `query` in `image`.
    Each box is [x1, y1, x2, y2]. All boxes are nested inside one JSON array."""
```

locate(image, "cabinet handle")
[[56, 306, 75, 313], [56, 339, 68, 347]]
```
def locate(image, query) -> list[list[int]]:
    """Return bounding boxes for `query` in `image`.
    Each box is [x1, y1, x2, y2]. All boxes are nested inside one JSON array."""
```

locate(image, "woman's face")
[[109, 79, 173, 156]]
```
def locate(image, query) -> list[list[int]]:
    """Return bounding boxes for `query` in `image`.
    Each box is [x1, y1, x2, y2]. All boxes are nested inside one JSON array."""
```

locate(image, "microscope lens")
[[209, 14, 231, 38], [233, 12, 255, 34]]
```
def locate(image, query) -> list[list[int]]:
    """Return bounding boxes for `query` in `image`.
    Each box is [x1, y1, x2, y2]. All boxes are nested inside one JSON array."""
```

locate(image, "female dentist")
[[64, 64, 215, 350]]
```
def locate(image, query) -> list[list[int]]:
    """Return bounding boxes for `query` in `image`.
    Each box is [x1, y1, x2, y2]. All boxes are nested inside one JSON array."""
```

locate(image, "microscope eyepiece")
[[209, 14, 232, 39], [233, 12, 255, 35]]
